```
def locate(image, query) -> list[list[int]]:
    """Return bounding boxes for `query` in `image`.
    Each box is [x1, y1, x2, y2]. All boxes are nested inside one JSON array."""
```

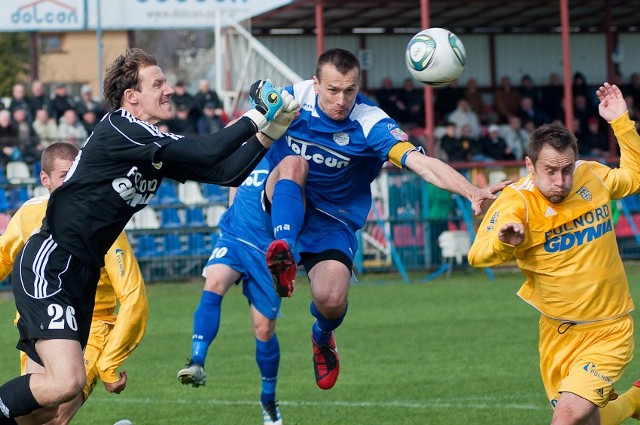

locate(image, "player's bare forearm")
[[406, 152, 476, 198], [405, 152, 509, 215]]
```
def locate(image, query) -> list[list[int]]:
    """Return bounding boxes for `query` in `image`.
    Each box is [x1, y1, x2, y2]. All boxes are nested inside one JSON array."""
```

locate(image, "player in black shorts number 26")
[[0, 48, 299, 424]]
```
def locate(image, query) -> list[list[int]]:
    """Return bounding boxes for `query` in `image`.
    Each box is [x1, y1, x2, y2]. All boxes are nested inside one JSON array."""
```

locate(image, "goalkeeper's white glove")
[[242, 80, 284, 131], [261, 89, 300, 140]]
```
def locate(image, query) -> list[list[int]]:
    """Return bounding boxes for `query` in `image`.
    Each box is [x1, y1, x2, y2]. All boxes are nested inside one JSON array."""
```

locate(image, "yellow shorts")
[[539, 314, 634, 408]]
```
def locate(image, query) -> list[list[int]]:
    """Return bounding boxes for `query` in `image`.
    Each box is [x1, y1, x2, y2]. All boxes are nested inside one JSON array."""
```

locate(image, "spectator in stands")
[[573, 71, 597, 108], [518, 74, 544, 111], [80, 110, 98, 134], [0, 110, 21, 163], [27, 80, 50, 120], [171, 80, 197, 126], [168, 104, 197, 136], [32, 108, 59, 151], [625, 93, 640, 124], [440, 121, 469, 162], [517, 95, 549, 127], [193, 79, 223, 123], [578, 116, 608, 158], [10, 106, 38, 163], [542, 72, 565, 122], [473, 124, 514, 161], [396, 78, 425, 128], [448, 98, 481, 139], [624, 73, 640, 109], [434, 79, 464, 123], [57, 108, 88, 146], [375, 77, 401, 121], [75, 84, 105, 121], [463, 77, 487, 124], [196, 102, 224, 135], [502, 115, 530, 160], [494, 75, 520, 123], [49, 83, 76, 122], [573, 93, 598, 135], [9, 83, 32, 123], [459, 123, 481, 161]]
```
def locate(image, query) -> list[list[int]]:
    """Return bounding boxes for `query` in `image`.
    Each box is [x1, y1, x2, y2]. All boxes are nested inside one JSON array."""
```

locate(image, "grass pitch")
[[2, 265, 640, 424]]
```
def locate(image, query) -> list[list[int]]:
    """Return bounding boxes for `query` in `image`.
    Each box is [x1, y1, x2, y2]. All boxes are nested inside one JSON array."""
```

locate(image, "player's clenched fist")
[[249, 80, 284, 121], [261, 89, 300, 140], [242, 80, 287, 132]]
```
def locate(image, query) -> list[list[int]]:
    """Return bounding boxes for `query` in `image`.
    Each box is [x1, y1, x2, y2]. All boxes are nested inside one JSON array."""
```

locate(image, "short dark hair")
[[41, 142, 79, 175], [316, 48, 360, 82], [527, 122, 578, 165], [103, 48, 158, 111]]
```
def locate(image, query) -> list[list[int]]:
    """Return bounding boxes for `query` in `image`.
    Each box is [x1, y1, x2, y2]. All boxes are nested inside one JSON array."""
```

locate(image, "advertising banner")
[[0, 0, 290, 31]]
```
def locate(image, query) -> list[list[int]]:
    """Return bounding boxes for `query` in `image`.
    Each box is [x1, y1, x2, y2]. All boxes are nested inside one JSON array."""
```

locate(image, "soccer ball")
[[405, 27, 466, 87]]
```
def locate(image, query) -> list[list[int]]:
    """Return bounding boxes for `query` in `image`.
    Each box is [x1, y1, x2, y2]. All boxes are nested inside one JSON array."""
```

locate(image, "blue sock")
[[191, 291, 223, 366], [310, 301, 347, 345], [256, 335, 280, 406], [271, 179, 304, 246]]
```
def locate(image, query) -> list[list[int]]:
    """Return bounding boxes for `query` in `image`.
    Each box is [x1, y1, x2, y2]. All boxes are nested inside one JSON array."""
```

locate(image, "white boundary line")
[[91, 397, 547, 411]]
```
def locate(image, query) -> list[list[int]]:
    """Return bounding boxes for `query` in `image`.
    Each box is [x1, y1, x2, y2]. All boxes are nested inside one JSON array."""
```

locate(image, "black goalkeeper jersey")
[[43, 109, 263, 268]]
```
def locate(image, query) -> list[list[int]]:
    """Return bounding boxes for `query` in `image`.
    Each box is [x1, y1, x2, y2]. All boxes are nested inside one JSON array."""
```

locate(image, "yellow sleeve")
[[0, 199, 47, 281], [599, 112, 640, 199], [0, 210, 26, 281], [95, 231, 149, 383], [468, 186, 524, 267]]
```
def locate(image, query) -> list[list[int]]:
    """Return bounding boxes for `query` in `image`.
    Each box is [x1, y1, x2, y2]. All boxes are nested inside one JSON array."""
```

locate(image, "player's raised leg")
[[264, 156, 307, 298]]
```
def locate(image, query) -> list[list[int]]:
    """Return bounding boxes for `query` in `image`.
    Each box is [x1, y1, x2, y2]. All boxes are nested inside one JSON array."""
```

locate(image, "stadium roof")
[[250, 0, 640, 36]]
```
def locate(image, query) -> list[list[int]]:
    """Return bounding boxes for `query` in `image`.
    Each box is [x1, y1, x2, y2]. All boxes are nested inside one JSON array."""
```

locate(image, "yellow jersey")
[[469, 113, 640, 322], [2, 195, 148, 383]]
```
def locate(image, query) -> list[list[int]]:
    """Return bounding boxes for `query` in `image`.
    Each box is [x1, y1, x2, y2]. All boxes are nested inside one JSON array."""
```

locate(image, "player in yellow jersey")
[[1, 142, 148, 425], [469, 82, 640, 424]]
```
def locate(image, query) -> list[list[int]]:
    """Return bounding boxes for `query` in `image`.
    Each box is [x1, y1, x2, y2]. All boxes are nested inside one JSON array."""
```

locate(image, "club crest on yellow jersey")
[[577, 186, 592, 202]]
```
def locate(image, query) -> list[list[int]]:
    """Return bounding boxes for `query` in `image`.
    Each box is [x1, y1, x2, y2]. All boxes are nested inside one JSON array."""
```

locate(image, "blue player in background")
[[177, 158, 285, 425], [263, 48, 508, 390]]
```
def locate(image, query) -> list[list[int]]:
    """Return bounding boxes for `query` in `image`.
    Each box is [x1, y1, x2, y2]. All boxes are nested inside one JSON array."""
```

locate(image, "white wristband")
[[242, 109, 268, 131]]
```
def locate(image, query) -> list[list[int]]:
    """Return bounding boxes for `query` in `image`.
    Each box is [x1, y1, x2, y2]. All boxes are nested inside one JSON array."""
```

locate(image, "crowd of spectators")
[[0, 78, 226, 168], [375, 71, 640, 162], [0, 81, 105, 166]]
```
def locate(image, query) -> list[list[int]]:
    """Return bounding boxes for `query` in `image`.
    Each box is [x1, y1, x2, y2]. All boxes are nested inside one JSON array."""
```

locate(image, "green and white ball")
[[405, 27, 466, 87]]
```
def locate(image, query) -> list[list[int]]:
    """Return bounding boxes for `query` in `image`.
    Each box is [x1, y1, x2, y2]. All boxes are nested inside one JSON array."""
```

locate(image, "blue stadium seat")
[[135, 235, 160, 258], [161, 208, 182, 228], [0, 190, 9, 212], [202, 184, 228, 203], [187, 233, 209, 256], [10, 187, 30, 209], [162, 234, 184, 255], [154, 182, 180, 205], [0, 165, 8, 184], [185, 206, 206, 227]]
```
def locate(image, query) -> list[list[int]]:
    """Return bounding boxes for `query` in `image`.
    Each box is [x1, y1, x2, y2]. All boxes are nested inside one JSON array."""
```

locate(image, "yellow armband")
[[388, 141, 423, 168]]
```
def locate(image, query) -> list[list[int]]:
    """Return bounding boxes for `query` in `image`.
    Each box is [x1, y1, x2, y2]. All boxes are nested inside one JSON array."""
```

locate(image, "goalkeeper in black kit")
[[0, 47, 300, 425]]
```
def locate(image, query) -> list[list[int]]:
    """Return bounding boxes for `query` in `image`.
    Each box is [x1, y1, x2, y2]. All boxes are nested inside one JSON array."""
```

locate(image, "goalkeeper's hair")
[[103, 47, 158, 111], [41, 142, 79, 175], [316, 48, 360, 82]]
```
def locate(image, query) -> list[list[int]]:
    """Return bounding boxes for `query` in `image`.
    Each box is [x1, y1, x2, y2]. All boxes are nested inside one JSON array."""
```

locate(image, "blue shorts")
[[298, 208, 359, 265], [204, 233, 281, 320]]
